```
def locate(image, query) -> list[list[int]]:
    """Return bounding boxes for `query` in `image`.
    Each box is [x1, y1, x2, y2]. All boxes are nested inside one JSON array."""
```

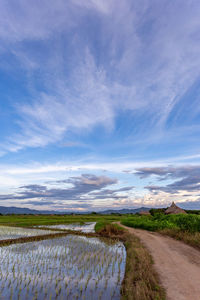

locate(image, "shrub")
[[122, 214, 200, 233], [172, 214, 200, 232], [149, 208, 165, 216]]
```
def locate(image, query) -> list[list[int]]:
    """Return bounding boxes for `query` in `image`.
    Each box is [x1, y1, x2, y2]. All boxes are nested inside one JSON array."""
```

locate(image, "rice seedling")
[[0, 234, 126, 299]]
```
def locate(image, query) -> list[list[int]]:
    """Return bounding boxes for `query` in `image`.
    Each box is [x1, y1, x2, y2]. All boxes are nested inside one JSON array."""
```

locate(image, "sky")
[[0, 0, 200, 211]]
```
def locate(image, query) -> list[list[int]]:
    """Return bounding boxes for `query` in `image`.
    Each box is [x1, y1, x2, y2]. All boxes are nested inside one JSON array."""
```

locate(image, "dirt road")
[[120, 223, 200, 300]]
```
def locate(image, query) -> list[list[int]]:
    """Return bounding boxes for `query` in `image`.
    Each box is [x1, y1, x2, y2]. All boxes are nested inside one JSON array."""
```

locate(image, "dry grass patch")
[[159, 228, 200, 250], [97, 223, 125, 238]]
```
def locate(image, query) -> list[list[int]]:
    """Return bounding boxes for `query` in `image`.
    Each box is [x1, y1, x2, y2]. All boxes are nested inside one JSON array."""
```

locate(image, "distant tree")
[[185, 210, 200, 215], [149, 208, 165, 216]]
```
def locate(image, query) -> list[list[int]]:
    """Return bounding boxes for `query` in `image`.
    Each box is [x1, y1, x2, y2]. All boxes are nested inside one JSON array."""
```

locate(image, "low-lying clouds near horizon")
[[0, 173, 134, 211], [0, 1, 200, 210], [1, 165, 200, 211]]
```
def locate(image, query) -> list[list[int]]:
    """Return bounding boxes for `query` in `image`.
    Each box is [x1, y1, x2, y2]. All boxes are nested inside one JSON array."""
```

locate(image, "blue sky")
[[1, 0, 200, 211]]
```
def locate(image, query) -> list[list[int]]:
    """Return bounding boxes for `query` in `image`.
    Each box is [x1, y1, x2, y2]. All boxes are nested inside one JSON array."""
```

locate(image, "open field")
[[0, 214, 122, 227], [2, 213, 200, 250]]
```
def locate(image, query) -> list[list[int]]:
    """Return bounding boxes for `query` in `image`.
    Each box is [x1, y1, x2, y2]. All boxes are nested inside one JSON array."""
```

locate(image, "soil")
[[120, 223, 200, 300]]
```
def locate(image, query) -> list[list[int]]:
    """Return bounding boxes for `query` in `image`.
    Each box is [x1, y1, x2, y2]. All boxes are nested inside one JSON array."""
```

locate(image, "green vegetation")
[[0, 214, 122, 227], [122, 213, 200, 233], [185, 209, 200, 215], [95, 219, 113, 232]]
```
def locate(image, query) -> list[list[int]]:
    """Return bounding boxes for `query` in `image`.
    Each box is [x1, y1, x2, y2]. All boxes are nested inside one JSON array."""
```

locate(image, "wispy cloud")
[[0, 0, 199, 154], [0, 174, 118, 202], [136, 166, 200, 200]]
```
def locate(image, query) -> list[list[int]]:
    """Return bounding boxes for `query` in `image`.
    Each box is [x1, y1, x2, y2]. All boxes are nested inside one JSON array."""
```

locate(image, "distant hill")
[[99, 207, 150, 214], [0, 205, 150, 215], [0, 206, 58, 215]]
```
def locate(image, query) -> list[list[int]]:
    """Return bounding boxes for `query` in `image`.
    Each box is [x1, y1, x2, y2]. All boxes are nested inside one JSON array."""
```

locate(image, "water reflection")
[[39, 222, 96, 233], [0, 235, 126, 300], [0, 226, 57, 240]]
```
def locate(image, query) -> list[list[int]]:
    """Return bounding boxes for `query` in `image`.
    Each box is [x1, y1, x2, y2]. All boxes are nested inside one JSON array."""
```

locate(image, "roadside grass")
[[122, 214, 200, 249], [159, 228, 200, 250], [98, 223, 166, 300]]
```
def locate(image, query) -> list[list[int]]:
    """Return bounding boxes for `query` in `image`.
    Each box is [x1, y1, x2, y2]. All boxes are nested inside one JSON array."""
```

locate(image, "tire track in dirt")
[[119, 223, 200, 300]]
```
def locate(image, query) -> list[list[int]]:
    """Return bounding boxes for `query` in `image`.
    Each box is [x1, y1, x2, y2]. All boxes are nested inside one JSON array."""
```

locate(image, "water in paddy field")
[[0, 226, 58, 240], [0, 235, 126, 300], [39, 222, 96, 233]]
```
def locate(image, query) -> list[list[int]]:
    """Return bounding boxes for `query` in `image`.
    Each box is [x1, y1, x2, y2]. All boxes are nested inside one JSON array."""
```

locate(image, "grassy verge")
[[0, 230, 99, 247], [95, 220, 112, 232], [121, 234, 165, 300], [94, 220, 125, 233], [98, 223, 166, 300]]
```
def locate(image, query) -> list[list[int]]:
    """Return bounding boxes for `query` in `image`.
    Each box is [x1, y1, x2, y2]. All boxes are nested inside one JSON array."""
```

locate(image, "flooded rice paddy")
[[39, 222, 96, 233], [0, 235, 126, 300], [0, 226, 57, 241]]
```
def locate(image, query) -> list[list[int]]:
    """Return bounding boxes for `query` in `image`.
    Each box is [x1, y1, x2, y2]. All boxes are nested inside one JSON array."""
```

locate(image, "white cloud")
[[5, 49, 115, 150], [72, 0, 113, 14], [1, 159, 200, 209], [0, 0, 200, 155], [0, 0, 75, 42]]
